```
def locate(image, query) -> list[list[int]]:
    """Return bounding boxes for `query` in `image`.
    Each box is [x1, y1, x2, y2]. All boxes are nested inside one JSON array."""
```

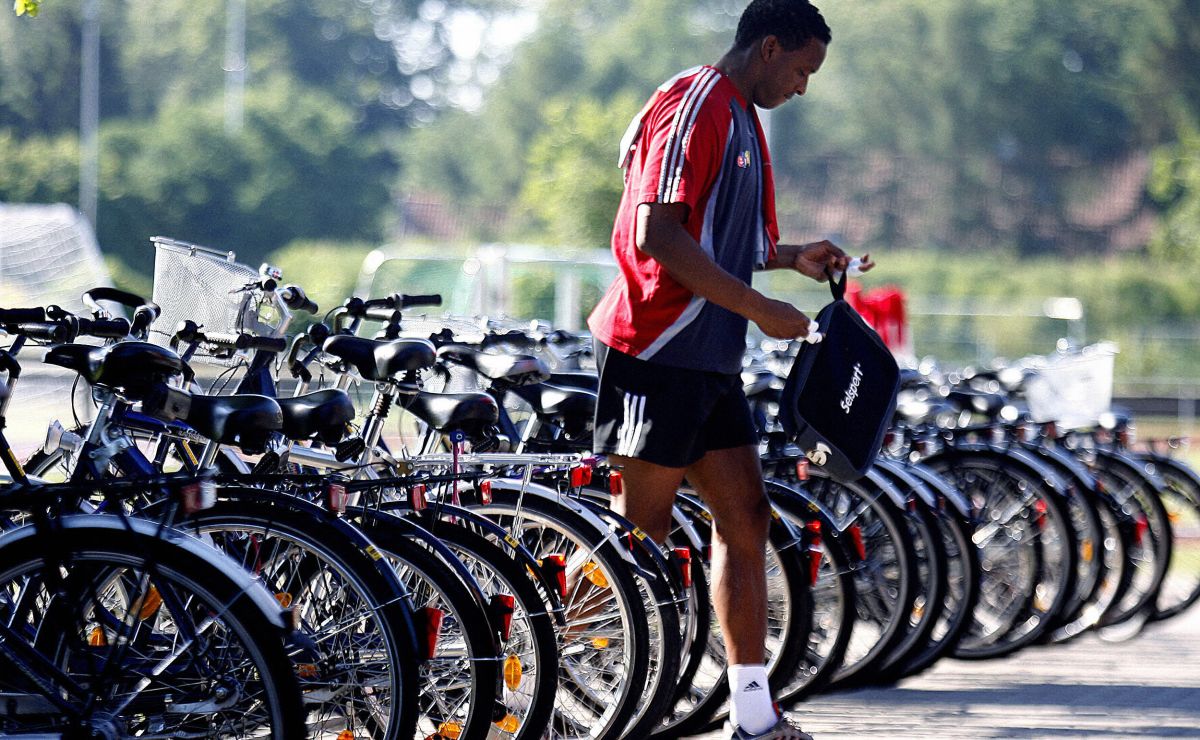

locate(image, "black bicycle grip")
[[280, 285, 319, 314], [0, 307, 47, 324], [130, 304, 161, 336], [243, 335, 288, 353], [14, 322, 69, 342], [399, 293, 442, 309], [77, 317, 132, 339]]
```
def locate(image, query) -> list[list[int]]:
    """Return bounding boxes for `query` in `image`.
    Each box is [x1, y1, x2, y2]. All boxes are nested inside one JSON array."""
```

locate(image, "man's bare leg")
[[607, 454, 687, 542], [685, 444, 771, 666]]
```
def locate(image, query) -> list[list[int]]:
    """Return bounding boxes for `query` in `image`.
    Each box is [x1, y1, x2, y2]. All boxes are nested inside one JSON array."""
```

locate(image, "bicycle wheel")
[[797, 468, 918, 685], [767, 483, 856, 705], [0, 514, 306, 738], [886, 460, 980, 679], [1087, 448, 1172, 629], [926, 444, 1077, 658], [470, 488, 650, 740], [173, 494, 420, 739], [404, 505, 561, 739], [1137, 452, 1200, 622]]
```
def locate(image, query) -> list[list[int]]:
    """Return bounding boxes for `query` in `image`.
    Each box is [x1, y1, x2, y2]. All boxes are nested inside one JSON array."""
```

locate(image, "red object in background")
[[846, 282, 909, 355]]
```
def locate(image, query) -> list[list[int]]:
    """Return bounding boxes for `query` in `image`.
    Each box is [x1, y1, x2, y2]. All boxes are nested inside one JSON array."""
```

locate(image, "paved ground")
[[686, 608, 1200, 739]]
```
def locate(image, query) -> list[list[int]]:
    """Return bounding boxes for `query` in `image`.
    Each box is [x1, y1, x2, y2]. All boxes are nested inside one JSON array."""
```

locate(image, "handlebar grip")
[[364, 307, 402, 323], [15, 322, 69, 342], [78, 317, 131, 339], [0, 308, 47, 324], [130, 304, 161, 336], [201, 332, 246, 350], [400, 293, 442, 308], [280, 285, 319, 314], [244, 335, 288, 353]]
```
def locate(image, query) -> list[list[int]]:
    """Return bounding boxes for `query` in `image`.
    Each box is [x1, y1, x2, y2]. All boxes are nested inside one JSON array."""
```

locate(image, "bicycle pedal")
[[335, 436, 366, 462]]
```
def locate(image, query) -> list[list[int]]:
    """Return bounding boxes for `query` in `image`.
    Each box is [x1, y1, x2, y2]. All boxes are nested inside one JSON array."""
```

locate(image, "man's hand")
[[770, 241, 875, 282], [748, 295, 815, 340]]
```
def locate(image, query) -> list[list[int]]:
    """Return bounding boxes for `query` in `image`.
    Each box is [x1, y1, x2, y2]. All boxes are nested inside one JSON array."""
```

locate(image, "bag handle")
[[823, 266, 848, 302]]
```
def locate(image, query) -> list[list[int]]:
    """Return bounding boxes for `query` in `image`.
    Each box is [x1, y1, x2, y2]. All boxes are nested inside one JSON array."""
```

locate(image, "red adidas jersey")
[[588, 66, 780, 374]]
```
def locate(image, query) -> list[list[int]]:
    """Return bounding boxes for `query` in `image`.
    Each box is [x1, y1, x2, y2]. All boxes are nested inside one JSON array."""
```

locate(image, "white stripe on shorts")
[[617, 392, 647, 456]]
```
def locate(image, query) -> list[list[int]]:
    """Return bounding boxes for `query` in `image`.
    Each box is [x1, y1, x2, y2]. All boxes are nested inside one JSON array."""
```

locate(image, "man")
[[587, 1, 873, 738]]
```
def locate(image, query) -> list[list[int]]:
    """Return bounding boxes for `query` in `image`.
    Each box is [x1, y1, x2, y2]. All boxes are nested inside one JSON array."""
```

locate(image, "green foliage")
[[13, 0, 40, 17], [517, 94, 641, 248], [91, 76, 393, 267], [0, 129, 79, 203], [1147, 125, 1200, 262]]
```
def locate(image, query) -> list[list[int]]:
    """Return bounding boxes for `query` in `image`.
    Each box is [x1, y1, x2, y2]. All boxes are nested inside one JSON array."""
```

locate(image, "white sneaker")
[[728, 715, 814, 740]]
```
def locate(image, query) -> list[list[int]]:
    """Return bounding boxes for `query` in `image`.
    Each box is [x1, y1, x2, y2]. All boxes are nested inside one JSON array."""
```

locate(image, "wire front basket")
[[149, 236, 290, 361]]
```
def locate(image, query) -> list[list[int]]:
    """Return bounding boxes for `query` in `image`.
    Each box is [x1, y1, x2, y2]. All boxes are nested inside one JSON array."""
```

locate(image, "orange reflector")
[[848, 524, 866, 561], [296, 663, 319, 678], [495, 713, 520, 733], [503, 654, 523, 691], [275, 592, 293, 609], [608, 471, 624, 496], [337, 732, 355, 740], [1081, 539, 1095, 563], [411, 484, 428, 511], [434, 721, 463, 739], [582, 561, 609, 589], [490, 593, 516, 642], [138, 587, 163, 620], [672, 547, 692, 589], [479, 479, 493, 504], [417, 606, 445, 660], [591, 637, 610, 648], [88, 627, 107, 646]]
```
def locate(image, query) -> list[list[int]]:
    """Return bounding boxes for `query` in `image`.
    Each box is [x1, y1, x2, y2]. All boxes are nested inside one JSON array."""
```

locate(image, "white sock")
[[728, 663, 777, 734]]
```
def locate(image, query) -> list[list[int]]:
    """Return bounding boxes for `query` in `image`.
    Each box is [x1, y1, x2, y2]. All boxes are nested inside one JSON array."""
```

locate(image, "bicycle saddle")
[[44, 341, 185, 400], [436, 345, 549, 387], [186, 393, 283, 453], [510, 382, 596, 420], [276, 388, 355, 444], [403, 390, 498, 433], [546, 371, 599, 392], [322, 336, 436, 382]]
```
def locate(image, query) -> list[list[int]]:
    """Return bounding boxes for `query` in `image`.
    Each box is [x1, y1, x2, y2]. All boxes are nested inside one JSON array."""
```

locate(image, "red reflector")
[[417, 606, 444, 660], [806, 519, 822, 546], [479, 479, 493, 505], [671, 547, 692, 589], [490, 593, 516, 642], [848, 524, 867, 561], [570, 465, 592, 488], [809, 549, 820, 586], [326, 482, 348, 514], [411, 484, 427, 511], [795, 459, 809, 481], [1134, 514, 1148, 547], [541, 554, 567, 598], [179, 480, 215, 515], [608, 471, 624, 496]]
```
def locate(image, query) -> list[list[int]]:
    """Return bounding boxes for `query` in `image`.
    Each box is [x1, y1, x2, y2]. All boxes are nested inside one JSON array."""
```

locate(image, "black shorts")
[[592, 342, 758, 468]]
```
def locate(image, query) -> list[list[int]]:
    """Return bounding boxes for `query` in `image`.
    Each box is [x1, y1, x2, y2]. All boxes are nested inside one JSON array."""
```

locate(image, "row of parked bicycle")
[[1, 240, 1196, 740]]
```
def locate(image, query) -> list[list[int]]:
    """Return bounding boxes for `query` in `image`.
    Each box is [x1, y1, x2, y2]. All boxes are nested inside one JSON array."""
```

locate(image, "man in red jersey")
[[588, 1, 872, 737]]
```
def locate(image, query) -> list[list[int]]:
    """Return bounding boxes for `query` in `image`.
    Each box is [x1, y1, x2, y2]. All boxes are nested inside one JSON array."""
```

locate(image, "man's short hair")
[[734, 0, 831, 51]]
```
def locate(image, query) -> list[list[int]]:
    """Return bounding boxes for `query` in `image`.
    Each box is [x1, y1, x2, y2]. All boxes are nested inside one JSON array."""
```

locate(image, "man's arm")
[[764, 242, 874, 280], [636, 202, 813, 340]]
